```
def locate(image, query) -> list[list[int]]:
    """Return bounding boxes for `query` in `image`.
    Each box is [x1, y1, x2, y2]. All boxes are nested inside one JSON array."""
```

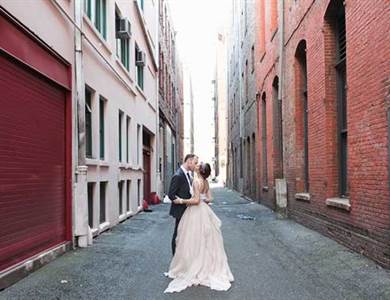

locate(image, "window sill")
[[86, 158, 99, 166], [295, 193, 311, 202], [148, 101, 157, 113], [86, 158, 109, 168], [119, 162, 127, 169], [133, 165, 143, 171], [126, 211, 135, 218], [326, 197, 351, 212], [83, 15, 112, 55], [91, 228, 99, 237], [120, 164, 143, 171], [119, 162, 137, 170], [99, 160, 110, 167], [136, 85, 147, 101], [119, 213, 127, 222], [99, 221, 110, 233], [115, 58, 134, 83]]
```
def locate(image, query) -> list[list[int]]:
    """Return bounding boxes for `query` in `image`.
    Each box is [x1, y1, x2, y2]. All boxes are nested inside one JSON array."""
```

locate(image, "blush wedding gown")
[[164, 193, 234, 293]]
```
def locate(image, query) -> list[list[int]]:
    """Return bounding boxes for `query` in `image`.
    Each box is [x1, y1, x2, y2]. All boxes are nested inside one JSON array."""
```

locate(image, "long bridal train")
[[164, 195, 234, 293]]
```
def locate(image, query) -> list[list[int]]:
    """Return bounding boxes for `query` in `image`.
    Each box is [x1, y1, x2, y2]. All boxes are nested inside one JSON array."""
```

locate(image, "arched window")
[[261, 92, 268, 189], [325, 0, 348, 197], [295, 40, 309, 193], [251, 133, 256, 197], [272, 76, 283, 178], [247, 136, 251, 192]]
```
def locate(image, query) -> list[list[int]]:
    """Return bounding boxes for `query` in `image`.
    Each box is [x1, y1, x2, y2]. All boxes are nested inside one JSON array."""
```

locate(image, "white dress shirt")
[[181, 165, 193, 196]]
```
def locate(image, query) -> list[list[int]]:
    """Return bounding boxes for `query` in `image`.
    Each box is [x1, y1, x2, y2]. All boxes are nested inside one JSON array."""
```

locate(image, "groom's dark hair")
[[184, 154, 196, 162]]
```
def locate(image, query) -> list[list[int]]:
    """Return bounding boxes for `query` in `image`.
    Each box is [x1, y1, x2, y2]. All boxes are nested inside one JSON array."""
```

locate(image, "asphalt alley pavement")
[[2, 187, 390, 300]]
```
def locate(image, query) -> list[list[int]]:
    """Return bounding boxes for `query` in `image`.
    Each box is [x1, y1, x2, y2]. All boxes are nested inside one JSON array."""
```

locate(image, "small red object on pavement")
[[150, 192, 161, 205]]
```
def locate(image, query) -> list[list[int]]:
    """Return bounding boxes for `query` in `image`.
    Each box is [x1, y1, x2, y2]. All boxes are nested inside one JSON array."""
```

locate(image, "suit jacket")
[[168, 167, 192, 219]]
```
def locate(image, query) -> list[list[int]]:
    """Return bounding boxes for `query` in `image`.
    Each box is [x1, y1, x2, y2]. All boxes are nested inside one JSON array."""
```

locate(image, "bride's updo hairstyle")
[[199, 163, 211, 180]]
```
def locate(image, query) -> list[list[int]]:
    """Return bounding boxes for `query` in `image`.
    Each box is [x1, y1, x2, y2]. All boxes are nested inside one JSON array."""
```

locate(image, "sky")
[[168, 0, 230, 166]]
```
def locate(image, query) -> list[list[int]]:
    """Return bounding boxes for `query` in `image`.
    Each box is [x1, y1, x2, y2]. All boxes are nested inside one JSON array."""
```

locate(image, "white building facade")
[[80, 0, 159, 241], [0, 0, 158, 287]]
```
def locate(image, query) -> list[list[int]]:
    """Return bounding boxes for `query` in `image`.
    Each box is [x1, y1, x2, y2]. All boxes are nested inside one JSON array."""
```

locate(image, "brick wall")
[[254, 0, 283, 209], [282, 0, 390, 267], [231, 0, 389, 267]]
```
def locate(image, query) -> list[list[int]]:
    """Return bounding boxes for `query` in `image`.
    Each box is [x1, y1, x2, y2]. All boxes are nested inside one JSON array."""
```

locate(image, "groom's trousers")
[[172, 217, 181, 256]]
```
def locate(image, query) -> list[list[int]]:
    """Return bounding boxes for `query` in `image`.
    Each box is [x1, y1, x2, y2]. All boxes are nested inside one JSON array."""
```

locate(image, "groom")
[[168, 154, 199, 255]]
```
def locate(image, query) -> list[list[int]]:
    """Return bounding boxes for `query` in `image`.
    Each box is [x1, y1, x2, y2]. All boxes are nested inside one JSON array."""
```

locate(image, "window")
[[324, 0, 348, 197], [172, 141, 176, 174], [245, 60, 249, 103], [119, 110, 123, 162], [251, 133, 256, 196], [85, 88, 93, 158], [261, 93, 268, 188], [159, 50, 164, 92], [239, 140, 243, 178], [241, 72, 244, 107], [234, 147, 238, 189], [233, 93, 236, 121], [139, 0, 144, 10], [295, 40, 309, 192], [273, 77, 283, 178], [251, 45, 255, 73], [87, 182, 95, 228], [118, 181, 124, 215], [85, 0, 92, 20], [137, 179, 141, 206], [126, 116, 130, 163], [126, 180, 131, 212], [99, 97, 105, 160], [247, 137, 251, 188], [99, 182, 107, 223], [137, 124, 141, 165], [84, 0, 107, 39], [172, 83, 175, 108], [95, 0, 107, 39], [115, 11, 130, 70], [135, 44, 144, 89], [336, 10, 347, 197]]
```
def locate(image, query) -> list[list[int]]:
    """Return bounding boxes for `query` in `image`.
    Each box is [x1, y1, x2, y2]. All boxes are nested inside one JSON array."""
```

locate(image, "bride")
[[164, 162, 234, 293]]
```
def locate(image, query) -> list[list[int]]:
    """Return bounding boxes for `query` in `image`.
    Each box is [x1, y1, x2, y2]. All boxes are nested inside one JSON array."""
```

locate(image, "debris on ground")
[[237, 214, 255, 221]]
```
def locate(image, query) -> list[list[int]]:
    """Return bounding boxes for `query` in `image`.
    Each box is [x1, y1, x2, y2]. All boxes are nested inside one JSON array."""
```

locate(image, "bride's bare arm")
[[173, 180, 201, 206], [206, 188, 212, 202]]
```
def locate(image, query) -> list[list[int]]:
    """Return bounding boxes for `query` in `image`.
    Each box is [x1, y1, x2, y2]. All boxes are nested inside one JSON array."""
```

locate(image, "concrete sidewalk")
[[1, 188, 390, 300]]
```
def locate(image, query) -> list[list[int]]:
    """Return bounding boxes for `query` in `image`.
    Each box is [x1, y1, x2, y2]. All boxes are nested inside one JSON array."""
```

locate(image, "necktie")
[[186, 173, 193, 185]]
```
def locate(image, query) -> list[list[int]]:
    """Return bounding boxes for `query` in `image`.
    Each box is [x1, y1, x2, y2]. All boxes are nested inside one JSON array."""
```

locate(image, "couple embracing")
[[164, 154, 234, 293]]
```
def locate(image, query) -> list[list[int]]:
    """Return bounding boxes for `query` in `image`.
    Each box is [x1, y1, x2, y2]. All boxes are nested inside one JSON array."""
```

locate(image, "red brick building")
[[254, 0, 283, 210], [253, 0, 390, 266]]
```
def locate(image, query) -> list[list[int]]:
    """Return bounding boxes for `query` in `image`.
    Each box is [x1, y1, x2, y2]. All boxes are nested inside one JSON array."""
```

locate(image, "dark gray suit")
[[168, 167, 192, 255]]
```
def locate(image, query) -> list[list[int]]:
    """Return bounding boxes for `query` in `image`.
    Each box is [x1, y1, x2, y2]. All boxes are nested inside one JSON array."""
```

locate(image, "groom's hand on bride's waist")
[[173, 198, 182, 204]]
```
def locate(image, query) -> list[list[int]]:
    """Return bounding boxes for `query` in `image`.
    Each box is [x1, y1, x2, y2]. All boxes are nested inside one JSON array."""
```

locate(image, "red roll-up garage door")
[[0, 52, 67, 271]]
